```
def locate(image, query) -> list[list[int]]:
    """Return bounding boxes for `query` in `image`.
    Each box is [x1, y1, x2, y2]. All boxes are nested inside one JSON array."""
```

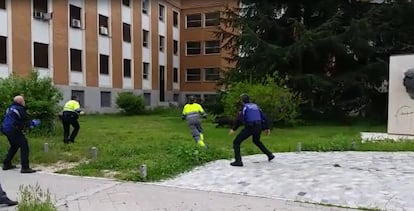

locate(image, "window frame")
[[158, 4, 165, 22], [186, 13, 202, 28], [100, 91, 111, 108], [186, 41, 201, 55], [123, 23, 131, 43], [205, 11, 220, 27], [142, 0, 149, 14], [69, 5, 82, 28], [33, 42, 49, 68], [173, 40, 178, 55], [186, 68, 201, 82], [159, 35, 165, 52], [70, 48, 82, 72], [99, 54, 109, 75], [98, 14, 109, 36], [173, 67, 178, 83], [205, 40, 220, 54], [122, 0, 130, 7], [0, 36, 6, 64], [204, 68, 220, 81], [142, 30, 149, 47], [143, 62, 149, 80], [123, 59, 131, 78], [173, 11, 179, 27], [0, 0, 6, 10]]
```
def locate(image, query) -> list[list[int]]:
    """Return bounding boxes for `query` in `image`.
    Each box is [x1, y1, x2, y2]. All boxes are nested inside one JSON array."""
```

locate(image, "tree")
[[217, 0, 414, 121]]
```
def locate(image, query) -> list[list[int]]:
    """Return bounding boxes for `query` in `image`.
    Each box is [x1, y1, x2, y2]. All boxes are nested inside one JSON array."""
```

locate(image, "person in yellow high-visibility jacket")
[[62, 96, 82, 144], [181, 96, 207, 148]]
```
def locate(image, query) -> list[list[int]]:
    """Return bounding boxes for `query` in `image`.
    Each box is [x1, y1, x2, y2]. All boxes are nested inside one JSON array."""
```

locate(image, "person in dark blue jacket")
[[1, 95, 39, 173], [228, 94, 275, 167]]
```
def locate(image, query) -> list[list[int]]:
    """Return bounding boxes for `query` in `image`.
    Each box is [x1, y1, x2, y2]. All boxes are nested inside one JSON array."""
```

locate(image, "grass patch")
[[0, 109, 411, 181], [17, 183, 57, 211]]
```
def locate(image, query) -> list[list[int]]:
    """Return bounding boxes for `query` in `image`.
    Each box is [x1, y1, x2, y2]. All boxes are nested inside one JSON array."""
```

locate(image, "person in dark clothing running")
[[228, 94, 275, 167], [0, 183, 18, 206], [62, 96, 82, 144], [1, 95, 40, 173]]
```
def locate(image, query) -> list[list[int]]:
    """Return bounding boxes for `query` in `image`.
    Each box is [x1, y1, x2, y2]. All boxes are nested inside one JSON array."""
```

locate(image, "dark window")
[[159, 4, 165, 21], [173, 40, 178, 55], [143, 93, 151, 106], [205, 40, 220, 54], [71, 90, 85, 108], [142, 0, 149, 14], [173, 68, 178, 83], [173, 94, 179, 102], [173, 11, 178, 27], [143, 30, 149, 47], [123, 23, 131, 42], [123, 59, 131, 78], [186, 42, 201, 55], [159, 65, 165, 80], [34, 42, 48, 68], [143, 62, 149, 79], [70, 49, 82, 72], [0, 36, 6, 64], [186, 68, 201, 81], [0, 0, 6, 9], [159, 36, 165, 52], [204, 94, 217, 103], [70, 5, 82, 28], [33, 0, 47, 13], [100, 54, 109, 75], [122, 0, 130, 6], [205, 12, 220, 27], [99, 15, 109, 36], [100, 91, 111, 107], [205, 68, 220, 81], [186, 14, 201, 28]]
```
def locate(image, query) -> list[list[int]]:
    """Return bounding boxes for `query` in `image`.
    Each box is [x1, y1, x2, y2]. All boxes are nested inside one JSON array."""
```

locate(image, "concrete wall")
[[388, 54, 414, 135]]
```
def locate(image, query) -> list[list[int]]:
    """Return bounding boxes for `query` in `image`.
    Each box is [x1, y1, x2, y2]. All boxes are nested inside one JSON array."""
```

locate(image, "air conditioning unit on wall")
[[42, 13, 53, 20], [71, 19, 82, 28], [99, 26, 109, 35]]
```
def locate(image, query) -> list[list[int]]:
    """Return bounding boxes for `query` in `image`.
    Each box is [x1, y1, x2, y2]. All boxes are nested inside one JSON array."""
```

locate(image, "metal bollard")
[[351, 141, 356, 150], [140, 164, 147, 180], [90, 147, 98, 159], [44, 143, 49, 153], [297, 142, 302, 152]]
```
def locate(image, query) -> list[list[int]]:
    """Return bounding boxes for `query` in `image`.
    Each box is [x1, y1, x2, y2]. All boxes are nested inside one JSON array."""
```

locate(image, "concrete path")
[[0, 152, 413, 210]]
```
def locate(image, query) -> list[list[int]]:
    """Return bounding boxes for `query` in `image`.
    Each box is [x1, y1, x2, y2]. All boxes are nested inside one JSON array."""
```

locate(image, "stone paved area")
[[157, 152, 414, 211]]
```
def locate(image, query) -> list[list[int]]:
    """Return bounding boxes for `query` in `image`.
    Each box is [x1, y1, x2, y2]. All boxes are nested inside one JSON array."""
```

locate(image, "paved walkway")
[[0, 152, 413, 210]]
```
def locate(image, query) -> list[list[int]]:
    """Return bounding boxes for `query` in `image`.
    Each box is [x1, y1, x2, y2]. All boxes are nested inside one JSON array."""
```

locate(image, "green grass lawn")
[[0, 109, 412, 182]]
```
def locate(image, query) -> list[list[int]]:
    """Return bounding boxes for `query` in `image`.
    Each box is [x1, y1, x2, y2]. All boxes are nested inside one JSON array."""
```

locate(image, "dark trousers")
[[62, 112, 80, 143], [3, 131, 30, 168], [233, 124, 272, 162]]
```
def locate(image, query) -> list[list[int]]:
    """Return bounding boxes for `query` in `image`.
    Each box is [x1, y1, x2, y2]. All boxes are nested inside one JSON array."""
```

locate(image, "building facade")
[[0, 0, 235, 112]]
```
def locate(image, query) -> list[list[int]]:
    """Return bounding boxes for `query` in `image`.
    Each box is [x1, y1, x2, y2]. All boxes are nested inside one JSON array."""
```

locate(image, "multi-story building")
[[0, 0, 236, 112]]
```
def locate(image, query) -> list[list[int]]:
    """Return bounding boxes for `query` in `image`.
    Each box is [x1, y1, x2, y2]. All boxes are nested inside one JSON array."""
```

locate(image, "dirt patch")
[[34, 161, 83, 173]]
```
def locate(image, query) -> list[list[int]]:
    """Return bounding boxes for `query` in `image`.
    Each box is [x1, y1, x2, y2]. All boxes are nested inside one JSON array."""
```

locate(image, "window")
[[71, 90, 85, 108], [143, 62, 149, 79], [205, 40, 220, 54], [34, 42, 48, 68], [100, 54, 109, 75], [159, 4, 165, 21], [33, 0, 47, 13], [69, 5, 81, 28], [159, 35, 165, 52], [186, 14, 201, 28], [0, 0, 6, 10], [143, 30, 149, 47], [186, 68, 201, 81], [173, 40, 178, 55], [186, 42, 201, 55], [70, 49, 82, 72], [173, 94, 179, 102], [143, 93, 151, 106], [100, 91, 111, 107], [173, 11, 178, 27], [205, 68, 220, 81], [99, 15, 109, 36], [173, 68, 178, 83], [0, 36, 6, 64], [123, 23, 131, 42], [205, 12, 220, 27], [122, 0, 130, 6], [123, 59, 131, 78], [142, 0, 149, 14]]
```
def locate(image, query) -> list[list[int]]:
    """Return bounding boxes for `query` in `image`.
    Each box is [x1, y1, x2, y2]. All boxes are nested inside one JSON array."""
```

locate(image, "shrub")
[[17, 183, 57, 211], [0, 71, 63, 133], [115, 92, 145, 115], [222, 75, 303, 126]]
